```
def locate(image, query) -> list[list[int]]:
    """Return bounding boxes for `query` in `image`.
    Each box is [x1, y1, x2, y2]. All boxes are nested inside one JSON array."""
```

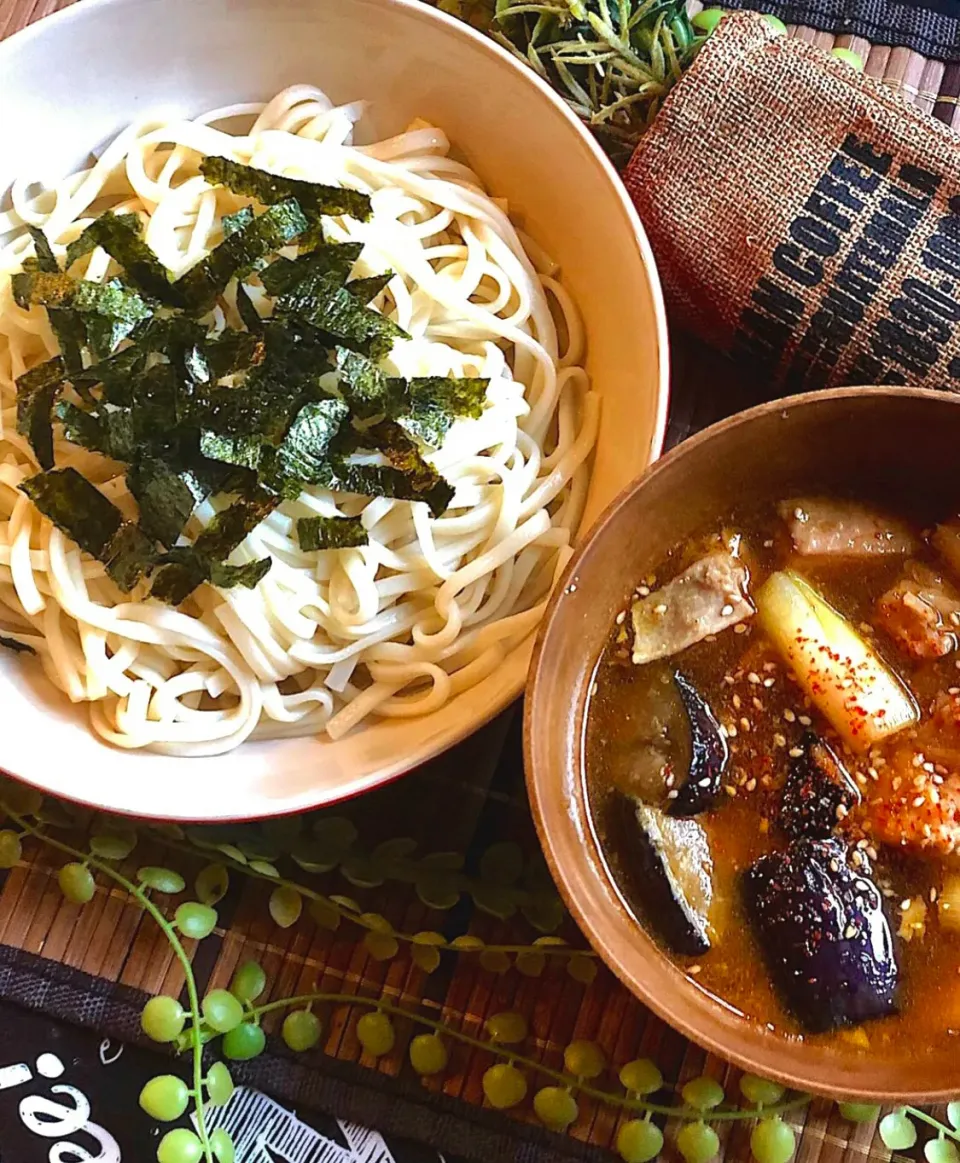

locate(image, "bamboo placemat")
[[0, 2, 956, 1161]]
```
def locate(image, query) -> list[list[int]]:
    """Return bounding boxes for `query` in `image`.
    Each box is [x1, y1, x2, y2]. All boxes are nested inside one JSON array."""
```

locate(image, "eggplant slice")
[[631, 799, 714, 956], [667, 672, 729, 817], [779, 730, 861, 839], [744, 838, 898, 1033]]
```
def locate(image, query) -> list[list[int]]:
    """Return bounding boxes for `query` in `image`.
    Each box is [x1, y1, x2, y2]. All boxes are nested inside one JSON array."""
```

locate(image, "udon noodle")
[[0, 86, 598, 756]]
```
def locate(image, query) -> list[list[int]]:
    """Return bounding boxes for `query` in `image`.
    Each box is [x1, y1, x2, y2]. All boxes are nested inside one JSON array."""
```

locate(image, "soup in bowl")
[[526, 387, 960, 1099]]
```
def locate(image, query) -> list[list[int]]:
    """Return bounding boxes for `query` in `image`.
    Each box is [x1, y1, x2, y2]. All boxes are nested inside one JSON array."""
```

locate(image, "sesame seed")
[[719, 724, 729, 738], [666, 789, 679, 799], [734, 624, 748, 634], [590, 681, 598, 696], [844, 924, 857, 939], [837, 804, 850, 820], [866, 845, 878, 860], [653, 603, 667, 615], [752, 697, 764, 711], [901, 898, 912, 910], [724, 785, 737, 797], [763, 677, 775, 688], [732, 694, 742, 709], [615, 610, 626, 625], [727, 724, 738, 738], [636, 586, 650, 597], [723, 674, 735, 685], [913, 795, 926, 808], [859, 622, 873, 634], [829, 859, 840, 872], [774, 733, 787, 748], [867, 767, 878, 780], [721, 604, 734, 617], [798, 715, 811, 726], [763, 538, 774, 548], [704, 634, 717, 643], [931, 887, 939, 902], [747, 672, 761, 684], [783, 709, 796, 723], [689, 964, 702, 975], [856, 838, 869, 849], [788, 747, 804, 758], [923, 761, 935, 773], [746, 778, 757, 792], [740, 717, 751, 732], [794, 507, 804, 519]]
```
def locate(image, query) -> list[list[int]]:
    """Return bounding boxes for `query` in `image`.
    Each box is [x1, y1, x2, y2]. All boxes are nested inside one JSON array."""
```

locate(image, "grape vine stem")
[[197, 990, 812, 1123], [5, 807, 215, 1163]]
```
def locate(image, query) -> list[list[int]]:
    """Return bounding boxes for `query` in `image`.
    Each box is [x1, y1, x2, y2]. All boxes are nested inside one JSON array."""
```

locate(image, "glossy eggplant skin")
[[631, 799, 713, 956], [667, 671, 729, 817], [779, 730, 862, 839], [744, 838, 898, 1033]]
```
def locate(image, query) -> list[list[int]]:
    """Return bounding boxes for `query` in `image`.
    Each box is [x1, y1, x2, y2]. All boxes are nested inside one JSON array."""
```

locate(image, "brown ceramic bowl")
[[525, 386, 960, 1102]]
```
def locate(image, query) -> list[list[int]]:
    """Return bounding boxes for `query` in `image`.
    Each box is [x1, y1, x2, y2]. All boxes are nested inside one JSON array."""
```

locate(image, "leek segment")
[[756, 570, 918, 751]]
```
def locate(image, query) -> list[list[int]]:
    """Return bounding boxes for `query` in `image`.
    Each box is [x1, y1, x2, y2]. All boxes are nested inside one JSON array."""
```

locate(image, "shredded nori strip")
[[394, 376, 488, 448], [103, 522, 156, 591], [347, 272, 393, 304], [200, 156, 373, 223], [151, 551, 208, 605], [297, 514, 367, 551], [49, 309, 86, 376], [204, 329, 263, 378], [335, 462, 455, 518], [127, 457, 196, 548], [27, 226, 59, 273], [271, 398, 349, 485], [151, 546, 271, 604], [21, 467, 122, 559], [208, 556, 272, 589], [178, 199, 309, 313], [199, 431, 263, 472], [12, 271, 154, 328], [275, 271, 408, 360], [335, 347, 394, 418], [16, 357, 66, 469], [0, 634, 35, 655], [222, 207, 255, 238], [64, 213, 181, 305], [235, 284, 263, 334], [260, 243, 363, 297], [193, 491, 278, 561], [55, 401, 136, 464]]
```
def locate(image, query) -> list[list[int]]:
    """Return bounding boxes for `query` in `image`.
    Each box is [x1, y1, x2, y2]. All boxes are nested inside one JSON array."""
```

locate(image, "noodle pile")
[[0, 85, 597, 756]]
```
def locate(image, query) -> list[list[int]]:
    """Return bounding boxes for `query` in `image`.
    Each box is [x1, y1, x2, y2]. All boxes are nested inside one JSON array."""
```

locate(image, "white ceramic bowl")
[[0, 0, 668, 820]]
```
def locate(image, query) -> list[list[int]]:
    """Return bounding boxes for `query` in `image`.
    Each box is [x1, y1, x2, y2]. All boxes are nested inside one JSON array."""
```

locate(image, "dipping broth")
[[585, 495, 960, 1052]]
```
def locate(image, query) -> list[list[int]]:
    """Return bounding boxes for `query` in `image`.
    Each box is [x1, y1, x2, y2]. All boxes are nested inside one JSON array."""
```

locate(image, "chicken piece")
[[779, 497, 919, 557], [859, 692, 960, 862], [876, 563, 960, 660], [630, 552, 752, 665], [934, 518, 960, 580]]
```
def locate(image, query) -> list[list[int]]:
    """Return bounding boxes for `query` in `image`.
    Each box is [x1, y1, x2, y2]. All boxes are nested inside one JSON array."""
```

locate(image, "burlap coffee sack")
[[624, 13, 960, 391]]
